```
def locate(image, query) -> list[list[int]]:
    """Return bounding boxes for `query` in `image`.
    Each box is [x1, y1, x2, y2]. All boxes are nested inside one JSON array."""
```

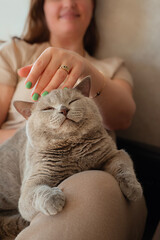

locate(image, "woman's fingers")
[[22, 47, 89, 101], [40, 64, 82, 95], [61, 65, 83, 89], [40, 67, 70, 94], [17, 65, 33, 78], [30, 60, 62, 100], [31, 66, 69, 101], [24, 48, 53, 90]]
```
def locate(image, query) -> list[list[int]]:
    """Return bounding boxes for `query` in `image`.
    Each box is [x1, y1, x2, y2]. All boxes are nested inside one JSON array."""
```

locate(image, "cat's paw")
[[120, 178, 143, 201], [34, 186, 65, 216]]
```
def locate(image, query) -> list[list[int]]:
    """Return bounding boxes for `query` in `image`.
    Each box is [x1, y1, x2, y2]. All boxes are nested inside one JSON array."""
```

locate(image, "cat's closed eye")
[[42, 107, 55, 111], [69, 99, 80, 105]]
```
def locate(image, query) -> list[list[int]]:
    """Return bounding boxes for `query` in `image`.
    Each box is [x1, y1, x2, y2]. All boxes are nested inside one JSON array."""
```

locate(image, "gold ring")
[[59, 65, 70, 74]]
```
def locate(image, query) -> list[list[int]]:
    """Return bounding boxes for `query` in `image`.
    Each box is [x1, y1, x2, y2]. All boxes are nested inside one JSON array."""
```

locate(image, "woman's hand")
[[18, 46, 136, 130], [18, 47, 91, 101]]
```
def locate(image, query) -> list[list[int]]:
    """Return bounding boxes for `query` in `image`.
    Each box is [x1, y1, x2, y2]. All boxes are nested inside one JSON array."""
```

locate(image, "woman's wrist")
[[90, 77, 107, 99], [89, 65, 110, 99], [0, 129, 17, 144]]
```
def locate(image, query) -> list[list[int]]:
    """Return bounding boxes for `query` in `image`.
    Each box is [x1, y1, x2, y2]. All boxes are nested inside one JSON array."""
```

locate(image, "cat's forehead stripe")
[[39, 89, 82, 106]]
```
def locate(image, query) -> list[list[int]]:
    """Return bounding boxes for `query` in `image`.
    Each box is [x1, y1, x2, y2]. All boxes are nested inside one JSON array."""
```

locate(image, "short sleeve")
[[0, 39, 21, 87], [112, 63, 133, 87], [85, 53, 133, 87]]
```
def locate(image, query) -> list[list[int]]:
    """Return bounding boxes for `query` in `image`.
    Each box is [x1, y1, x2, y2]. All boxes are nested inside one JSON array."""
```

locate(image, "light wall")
[[96, 0, 160, 147], [0, 0, 29, 40]]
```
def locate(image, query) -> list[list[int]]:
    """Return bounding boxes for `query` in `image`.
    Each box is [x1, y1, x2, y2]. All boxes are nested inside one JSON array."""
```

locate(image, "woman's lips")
[[59, 11, 80, 19]]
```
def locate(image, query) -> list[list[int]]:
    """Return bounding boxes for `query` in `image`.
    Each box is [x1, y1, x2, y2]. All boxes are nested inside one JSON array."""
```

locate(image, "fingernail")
[[25, 81, 32, 89], [32, 93, 40, 101], [63, 87, 68, 90], [41, 91, 49, 97]]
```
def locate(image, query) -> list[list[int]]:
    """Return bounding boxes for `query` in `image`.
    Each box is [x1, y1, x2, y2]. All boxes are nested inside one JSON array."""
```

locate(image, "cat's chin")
[[61, 118, 76, 126], [57, 118, 82, 134]]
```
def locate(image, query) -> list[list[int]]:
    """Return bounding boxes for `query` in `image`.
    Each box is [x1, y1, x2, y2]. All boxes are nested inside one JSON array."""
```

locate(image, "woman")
[[0, 0, 135, 142], [0, 0, 147, 239]]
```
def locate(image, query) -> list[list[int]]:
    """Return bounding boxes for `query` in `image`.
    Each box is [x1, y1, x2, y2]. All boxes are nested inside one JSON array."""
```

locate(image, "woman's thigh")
[[15, 171, 147, 240]]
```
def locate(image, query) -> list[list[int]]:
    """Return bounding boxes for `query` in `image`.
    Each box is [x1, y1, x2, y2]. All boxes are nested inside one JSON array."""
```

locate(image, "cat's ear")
[[13, 101, 34, 120], [75, 76, 91, 97]]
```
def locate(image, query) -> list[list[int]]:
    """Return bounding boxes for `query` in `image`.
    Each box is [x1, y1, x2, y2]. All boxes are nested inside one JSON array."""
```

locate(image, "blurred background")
[[95, 0, 160, 148], [0, 0, 29, 41]]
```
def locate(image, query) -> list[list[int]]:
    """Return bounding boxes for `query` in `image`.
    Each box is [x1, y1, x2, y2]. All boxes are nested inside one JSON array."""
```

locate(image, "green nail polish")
[[32, 93, 39, 101], [63, 87, 68, 90], [42, 91, 49, 97], [25, 81, 32, 89]]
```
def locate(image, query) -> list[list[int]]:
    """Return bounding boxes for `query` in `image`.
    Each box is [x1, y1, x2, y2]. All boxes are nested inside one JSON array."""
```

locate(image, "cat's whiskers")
[[49, 114, 66, 128], [67, 109, 83, 123]]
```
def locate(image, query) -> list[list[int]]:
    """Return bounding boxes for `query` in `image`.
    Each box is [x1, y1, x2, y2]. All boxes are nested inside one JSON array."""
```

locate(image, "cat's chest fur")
[[26, 130, 117, 187]]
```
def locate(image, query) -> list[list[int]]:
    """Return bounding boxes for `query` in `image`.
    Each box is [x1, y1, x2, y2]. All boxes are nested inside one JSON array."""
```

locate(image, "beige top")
[[0, 39, 133, 129]]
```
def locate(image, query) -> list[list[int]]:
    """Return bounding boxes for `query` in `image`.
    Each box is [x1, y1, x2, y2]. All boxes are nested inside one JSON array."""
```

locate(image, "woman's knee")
[[16, 171, 147, 240], [59, 170, 122, 205]]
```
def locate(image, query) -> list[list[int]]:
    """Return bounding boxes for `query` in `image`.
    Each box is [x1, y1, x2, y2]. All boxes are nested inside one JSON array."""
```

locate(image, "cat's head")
[[14, 76, 104, 149]]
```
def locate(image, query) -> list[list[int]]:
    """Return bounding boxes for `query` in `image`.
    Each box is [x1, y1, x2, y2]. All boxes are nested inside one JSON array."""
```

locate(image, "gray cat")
[[0, 77, 142, 239]]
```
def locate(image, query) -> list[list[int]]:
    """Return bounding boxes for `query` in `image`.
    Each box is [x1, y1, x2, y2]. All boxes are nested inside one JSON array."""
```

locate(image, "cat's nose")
[[59, 106, 69, 116]]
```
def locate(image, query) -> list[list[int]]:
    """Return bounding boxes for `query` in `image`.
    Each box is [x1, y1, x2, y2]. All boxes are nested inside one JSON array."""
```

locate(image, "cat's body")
[[0, 77, 142, 239]]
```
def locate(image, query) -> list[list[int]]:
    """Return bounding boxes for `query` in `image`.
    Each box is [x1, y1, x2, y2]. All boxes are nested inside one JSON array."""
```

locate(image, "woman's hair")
[[21, 0, 99, 56]]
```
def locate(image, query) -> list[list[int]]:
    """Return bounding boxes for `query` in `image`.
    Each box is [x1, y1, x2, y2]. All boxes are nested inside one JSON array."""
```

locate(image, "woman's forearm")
[[89, 67, 136, 131]]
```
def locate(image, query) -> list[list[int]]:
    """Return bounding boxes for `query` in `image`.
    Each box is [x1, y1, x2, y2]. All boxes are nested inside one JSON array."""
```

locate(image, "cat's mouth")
[[60, 116, 79, 127], [62, 117, 75, 124], [57, 111, 83, 128]]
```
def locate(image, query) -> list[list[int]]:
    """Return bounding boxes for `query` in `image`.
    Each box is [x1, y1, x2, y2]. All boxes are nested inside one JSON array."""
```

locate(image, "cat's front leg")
[[33, 185, 65, 216], [103, 150, 143, 201], [19, 184, 65, 222]]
